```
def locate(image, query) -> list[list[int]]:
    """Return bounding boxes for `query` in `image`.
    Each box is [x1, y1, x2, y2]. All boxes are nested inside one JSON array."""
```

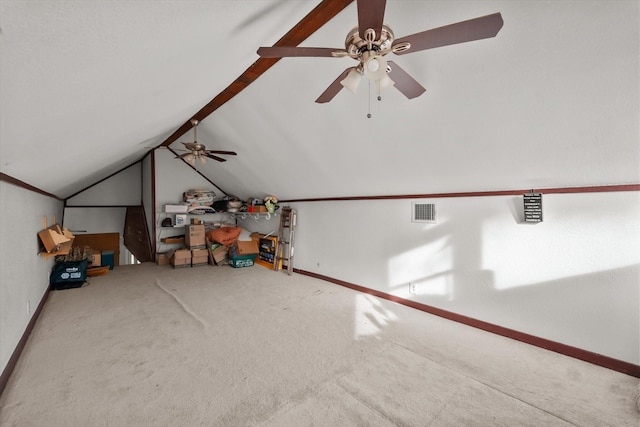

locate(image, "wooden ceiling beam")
[[159, 0, 354, 148]]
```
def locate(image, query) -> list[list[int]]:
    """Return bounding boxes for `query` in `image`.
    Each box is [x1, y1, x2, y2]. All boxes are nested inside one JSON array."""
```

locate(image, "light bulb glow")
[[363, 55, 388, 81], [367, 58, 379, 72]]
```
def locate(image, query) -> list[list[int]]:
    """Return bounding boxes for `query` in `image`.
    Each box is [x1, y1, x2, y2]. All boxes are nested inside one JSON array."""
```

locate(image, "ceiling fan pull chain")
[[367, 79, 372, 118]]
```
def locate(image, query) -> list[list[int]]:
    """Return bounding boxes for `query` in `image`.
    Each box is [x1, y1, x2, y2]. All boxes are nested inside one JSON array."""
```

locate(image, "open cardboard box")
[[207, 239, 228, 265], [231, 239, 259, 256], [38, 225, 75, 259]]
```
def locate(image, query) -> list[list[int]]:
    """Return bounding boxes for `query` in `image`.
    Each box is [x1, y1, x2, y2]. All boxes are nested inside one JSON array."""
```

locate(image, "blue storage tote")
[[102, 250, 115, 270]]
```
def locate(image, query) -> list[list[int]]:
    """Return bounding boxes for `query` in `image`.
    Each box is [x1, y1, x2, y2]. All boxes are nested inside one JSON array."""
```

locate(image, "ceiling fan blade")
[[387, 61, 426, 99], [176, 153, 192, 159], [315, 68, 353, 103], [392, 13, 504, 55], [206, 150, 237, 156], [357, 0, 386, 40], [204, 154, 227, 162], [257, 46, 346, 58]]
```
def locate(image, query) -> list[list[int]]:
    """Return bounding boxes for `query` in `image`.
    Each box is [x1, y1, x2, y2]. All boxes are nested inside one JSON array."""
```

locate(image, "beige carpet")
[[1, 263, 638, 426]]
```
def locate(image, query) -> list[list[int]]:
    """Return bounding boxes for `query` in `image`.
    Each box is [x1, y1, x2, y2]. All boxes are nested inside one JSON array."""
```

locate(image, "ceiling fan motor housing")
[[344, 25, 395, 59]]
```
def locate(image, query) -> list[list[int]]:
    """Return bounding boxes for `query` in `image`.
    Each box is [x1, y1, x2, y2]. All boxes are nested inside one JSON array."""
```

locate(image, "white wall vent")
[[412, 202, 437, 223]]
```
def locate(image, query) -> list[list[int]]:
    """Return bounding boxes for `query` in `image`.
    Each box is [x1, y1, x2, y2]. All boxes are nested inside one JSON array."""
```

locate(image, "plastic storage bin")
[[229, 254, 257, 268], [102, 250, 115, 270]]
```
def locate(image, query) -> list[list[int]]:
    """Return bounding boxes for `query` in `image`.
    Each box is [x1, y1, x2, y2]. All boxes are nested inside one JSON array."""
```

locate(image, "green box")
[[229, 253, 257, 268]]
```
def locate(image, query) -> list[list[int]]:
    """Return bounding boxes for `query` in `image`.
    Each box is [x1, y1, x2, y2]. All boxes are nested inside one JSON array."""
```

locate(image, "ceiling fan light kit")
[[257, 0, 503, 105], [340, 67, 362, 94]]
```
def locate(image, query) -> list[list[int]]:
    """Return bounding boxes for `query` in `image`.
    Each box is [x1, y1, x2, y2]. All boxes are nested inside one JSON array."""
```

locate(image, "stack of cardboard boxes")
[[186, 224, 208, 267], [160, 222, 261, 269], [167, 223, 208, 268]]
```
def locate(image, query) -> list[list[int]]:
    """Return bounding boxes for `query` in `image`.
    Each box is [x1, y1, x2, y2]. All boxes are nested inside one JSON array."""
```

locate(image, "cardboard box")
[[210, 245, 229, 265], [156, 252, 170, 266], [191, 248, 209, 266], [227, 241, 258, 268], [165, 204, 189, 213], [191, 248, 208, 257], [90, 253, 102, 267], [209, 244, 228, 265], [185, 224, 206, 248], [229, 239, 259, 257], [38, 226, 75, 259], [171, 248, 191, 268], [38, 226, 71, 253]]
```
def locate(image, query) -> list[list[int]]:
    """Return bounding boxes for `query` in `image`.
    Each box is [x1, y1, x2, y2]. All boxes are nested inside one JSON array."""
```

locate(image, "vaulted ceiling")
[[1, 1, 638, 200]]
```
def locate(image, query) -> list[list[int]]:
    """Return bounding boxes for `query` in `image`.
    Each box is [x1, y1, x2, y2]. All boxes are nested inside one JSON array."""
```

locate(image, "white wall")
[[0, 181, 63, 376], [64, 208, 127, 234], [289, 191, 640, 364], [154, 150, 224, 208], [65, 163, 141, 206], [63, 162, 142, 266]]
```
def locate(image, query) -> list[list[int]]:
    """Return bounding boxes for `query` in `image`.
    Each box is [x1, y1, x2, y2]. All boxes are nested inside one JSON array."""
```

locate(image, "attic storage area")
[[1, 0, 639, 423], [148, 149, 293, 272]]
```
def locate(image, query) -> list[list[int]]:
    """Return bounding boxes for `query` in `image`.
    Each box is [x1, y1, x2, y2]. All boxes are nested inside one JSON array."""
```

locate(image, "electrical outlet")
[[409, 282, 416, 294]]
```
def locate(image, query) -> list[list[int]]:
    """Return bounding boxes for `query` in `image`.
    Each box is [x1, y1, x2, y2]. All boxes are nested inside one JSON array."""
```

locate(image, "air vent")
[[412, 202, 436, 223]]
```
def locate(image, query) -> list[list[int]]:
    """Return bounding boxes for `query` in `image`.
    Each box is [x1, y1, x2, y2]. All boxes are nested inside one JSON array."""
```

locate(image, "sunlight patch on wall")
[[408, 274, 452, 298], [387, 235, 453, 298], [482, 196, 640, 290], [354, 294, 398, 340]]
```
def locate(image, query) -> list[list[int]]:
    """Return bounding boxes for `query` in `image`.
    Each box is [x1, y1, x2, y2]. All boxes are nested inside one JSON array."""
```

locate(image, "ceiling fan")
[[257, 0, 503, 104], [173, 119, 237, 165]]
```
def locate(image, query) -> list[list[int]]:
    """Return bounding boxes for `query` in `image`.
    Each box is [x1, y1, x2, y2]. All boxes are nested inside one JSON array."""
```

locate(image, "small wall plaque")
[[523, 191, 543, 223]]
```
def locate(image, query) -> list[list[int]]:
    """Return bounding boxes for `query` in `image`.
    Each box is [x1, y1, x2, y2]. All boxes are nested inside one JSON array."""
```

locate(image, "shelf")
[[230, 211, 278, 222], [161, 237, 184, 244]]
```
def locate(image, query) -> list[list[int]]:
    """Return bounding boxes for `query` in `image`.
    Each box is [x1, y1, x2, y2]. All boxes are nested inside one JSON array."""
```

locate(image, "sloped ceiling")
[[1, 1, 638, 200]]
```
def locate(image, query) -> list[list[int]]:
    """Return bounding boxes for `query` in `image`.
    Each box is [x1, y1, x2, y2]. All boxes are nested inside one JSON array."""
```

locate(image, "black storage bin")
[[50, 259, 88, 290]]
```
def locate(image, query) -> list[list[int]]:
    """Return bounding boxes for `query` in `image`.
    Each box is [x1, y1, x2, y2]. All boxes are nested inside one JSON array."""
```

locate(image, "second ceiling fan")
[[258, 0, 503, 103], [174, 119, 237, 165]]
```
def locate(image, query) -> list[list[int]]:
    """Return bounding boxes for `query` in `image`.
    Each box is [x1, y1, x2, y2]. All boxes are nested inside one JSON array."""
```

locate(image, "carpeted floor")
[[1, 263, 638, 426]]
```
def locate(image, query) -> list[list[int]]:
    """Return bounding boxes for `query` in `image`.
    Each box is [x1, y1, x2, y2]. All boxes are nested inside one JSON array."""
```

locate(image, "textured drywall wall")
[[65, 162, 142, 206], [0, 181, 63, 375], [288, 191, 640, 364]]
